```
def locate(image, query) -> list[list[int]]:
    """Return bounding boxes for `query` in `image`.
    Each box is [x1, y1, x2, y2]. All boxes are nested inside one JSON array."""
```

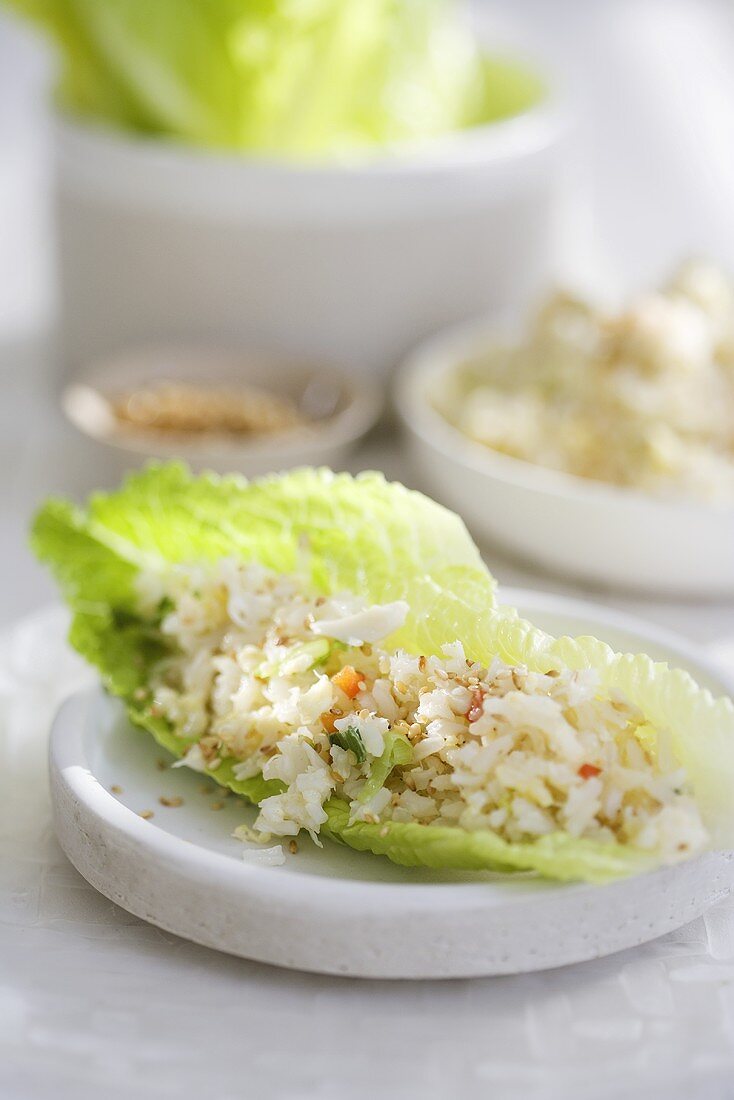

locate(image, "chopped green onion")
[[358, 732, 412, 803], [330, 725, 367, 765]]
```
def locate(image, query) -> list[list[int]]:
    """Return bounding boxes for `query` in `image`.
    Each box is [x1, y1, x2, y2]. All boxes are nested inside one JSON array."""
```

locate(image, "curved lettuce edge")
[[32, 462, 497, 658]]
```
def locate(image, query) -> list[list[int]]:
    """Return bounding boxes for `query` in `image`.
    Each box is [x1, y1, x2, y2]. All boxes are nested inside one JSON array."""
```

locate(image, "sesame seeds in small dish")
[[62, 345, 382, 480]]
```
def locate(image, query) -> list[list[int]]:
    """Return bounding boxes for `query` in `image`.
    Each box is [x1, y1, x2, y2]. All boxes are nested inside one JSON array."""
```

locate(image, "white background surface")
[[2, 2, 734, 1097]]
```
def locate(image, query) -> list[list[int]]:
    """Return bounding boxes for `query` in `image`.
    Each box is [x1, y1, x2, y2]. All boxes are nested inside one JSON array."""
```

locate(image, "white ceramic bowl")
[[53, 87, 566, 376], [61, 344, 381, 483], [396, 321, 734, 596]]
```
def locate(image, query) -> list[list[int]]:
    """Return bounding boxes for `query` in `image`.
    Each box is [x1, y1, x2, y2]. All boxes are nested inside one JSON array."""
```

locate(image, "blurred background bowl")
[[54, 87, 566, 380], [396, 320, 734, 596], [62, 345, 381, 483]]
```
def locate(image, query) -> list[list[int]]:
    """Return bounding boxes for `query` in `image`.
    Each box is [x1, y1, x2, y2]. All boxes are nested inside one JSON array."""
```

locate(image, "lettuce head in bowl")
[[12, 3, 560, 382], [31, 464, 734, 883], [8, 0, 543, 158]]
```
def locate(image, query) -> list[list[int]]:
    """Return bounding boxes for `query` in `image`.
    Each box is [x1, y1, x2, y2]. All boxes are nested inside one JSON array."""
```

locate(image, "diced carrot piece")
[[332, 665, 362, 699], [320, 711, 338, 734], [578, 763, 602, 779]]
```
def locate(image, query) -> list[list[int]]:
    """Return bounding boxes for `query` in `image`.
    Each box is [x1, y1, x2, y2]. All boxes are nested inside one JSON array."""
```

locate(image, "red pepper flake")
[[578, 763, 602, 779], [466, 688, 485, 724]]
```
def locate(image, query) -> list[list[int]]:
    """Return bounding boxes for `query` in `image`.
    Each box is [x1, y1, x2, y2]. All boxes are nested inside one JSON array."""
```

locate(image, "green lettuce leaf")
[[31, 462, 734, 882], [33, 462, 496, 661], [320, 800, 657, 882], [358, 732, 412, 803], [7, 0, 543, 157]]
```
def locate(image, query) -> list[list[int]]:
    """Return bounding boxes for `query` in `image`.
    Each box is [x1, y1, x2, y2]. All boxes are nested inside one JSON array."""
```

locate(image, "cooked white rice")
[[436, 260, 734, 503], [141, 560, 708, 863]]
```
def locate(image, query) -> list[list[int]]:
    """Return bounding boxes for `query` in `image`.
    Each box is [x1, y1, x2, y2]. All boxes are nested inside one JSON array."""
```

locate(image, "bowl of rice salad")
[[33, 464, 734, 887], [396, 259, 734, 595]]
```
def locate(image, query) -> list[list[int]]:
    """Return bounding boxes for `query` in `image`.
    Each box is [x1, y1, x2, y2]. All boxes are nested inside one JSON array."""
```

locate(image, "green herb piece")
[[330, 726, 367, 765]]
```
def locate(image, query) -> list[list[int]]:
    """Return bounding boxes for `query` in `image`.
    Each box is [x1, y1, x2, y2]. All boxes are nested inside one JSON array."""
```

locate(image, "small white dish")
[[49, 588, 734, 979], [396, 322, 734, 596], [62, 344, 382, 481]]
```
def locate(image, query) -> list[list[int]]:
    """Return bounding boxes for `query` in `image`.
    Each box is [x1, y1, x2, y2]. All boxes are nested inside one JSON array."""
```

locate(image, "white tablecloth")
[[4, 4, 734, 1094], [3, 606, 734, 1100]]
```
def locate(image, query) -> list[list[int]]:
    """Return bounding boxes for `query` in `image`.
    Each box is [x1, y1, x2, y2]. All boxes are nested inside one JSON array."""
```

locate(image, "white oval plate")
[[49, 589, 734, 979]]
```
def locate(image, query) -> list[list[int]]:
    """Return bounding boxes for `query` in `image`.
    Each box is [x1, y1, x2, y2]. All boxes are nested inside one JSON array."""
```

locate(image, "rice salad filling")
[[140, 559, 707, 864]]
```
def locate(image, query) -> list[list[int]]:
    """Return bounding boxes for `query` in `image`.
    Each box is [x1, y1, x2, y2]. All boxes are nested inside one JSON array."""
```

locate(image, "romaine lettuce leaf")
[[32, 463, 495, 666], [6, 0, 543, 157], [31, 462, 734, 881]]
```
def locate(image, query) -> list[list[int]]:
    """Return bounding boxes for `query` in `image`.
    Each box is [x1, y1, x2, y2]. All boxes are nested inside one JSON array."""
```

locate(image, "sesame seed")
[[288, 840, 298, 854], [159, 796, 184, 808], [156, 759, 167, 771], [211, 801, 224, 811], [139, 810, 154, 820], [110, 785, 123, 795]]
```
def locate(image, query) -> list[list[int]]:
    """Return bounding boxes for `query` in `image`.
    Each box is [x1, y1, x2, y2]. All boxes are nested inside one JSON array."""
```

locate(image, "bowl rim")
[[61, 345, 383, 463], [53, 83, 566, 181], [395, 317, 734, 520]]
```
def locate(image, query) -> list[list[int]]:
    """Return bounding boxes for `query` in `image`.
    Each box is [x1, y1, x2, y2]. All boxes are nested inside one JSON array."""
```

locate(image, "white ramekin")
[[396, 320, 734, 596], [53, 90, 567, 377], [60, 344, 382, 485]]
